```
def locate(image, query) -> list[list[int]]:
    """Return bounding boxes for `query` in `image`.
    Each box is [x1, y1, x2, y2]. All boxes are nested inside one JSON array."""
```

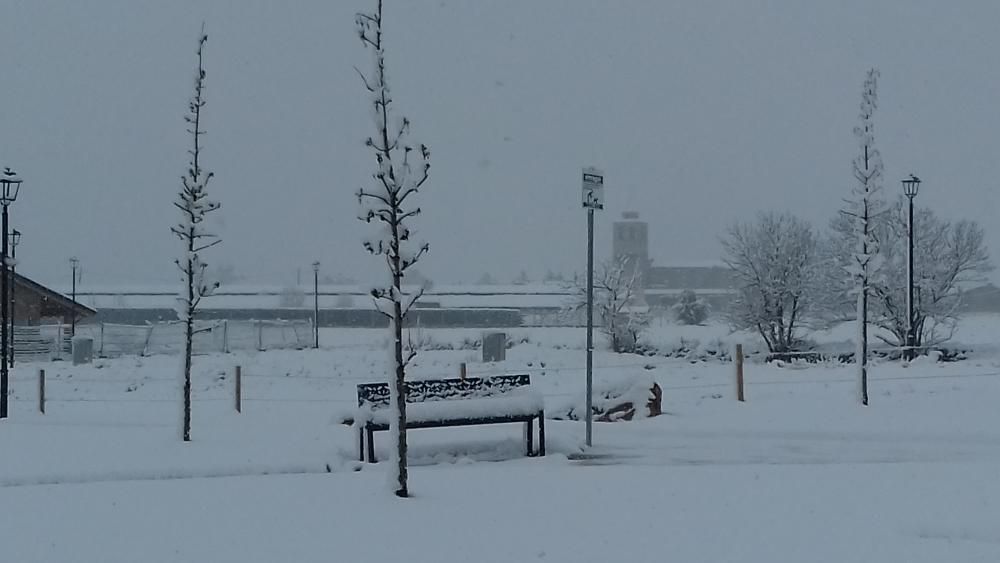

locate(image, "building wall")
[[646, 266, 733, 290], [11, 290, 69, 324], [10, 279, 85, 325], [612, 212, 650, 287]]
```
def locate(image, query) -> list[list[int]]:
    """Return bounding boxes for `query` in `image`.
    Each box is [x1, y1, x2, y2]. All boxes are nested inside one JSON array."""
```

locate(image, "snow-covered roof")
[[64, 282, 734, 311]]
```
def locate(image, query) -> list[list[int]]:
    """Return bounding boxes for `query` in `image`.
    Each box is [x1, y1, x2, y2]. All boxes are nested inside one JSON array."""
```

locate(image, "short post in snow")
[[312, 261, 320, 349], [581, 166, 604, 448], [734, 344, 745, 402], [38, 369, 45, 414], [459, 362, 467, 381], [234, 365, 242, 413]]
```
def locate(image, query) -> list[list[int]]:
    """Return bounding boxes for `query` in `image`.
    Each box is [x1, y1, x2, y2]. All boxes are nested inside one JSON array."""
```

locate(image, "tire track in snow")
[[0, 463, 342, 489]]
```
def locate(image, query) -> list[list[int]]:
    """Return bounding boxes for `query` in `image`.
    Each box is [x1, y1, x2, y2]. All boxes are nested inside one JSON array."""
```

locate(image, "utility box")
[[72, 336, 94, 365], [482, 331, 506, 363]]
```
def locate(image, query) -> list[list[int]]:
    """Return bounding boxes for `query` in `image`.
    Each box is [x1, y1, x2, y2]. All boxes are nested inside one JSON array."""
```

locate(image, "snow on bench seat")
[[357, 389, 544, 426]]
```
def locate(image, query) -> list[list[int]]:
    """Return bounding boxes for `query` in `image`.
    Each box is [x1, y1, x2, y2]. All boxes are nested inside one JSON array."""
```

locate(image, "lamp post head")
[[902, 174, 921, 198], [69, 256, 79, 269], [312, 261, 320, 273], [0, 168, 23, 206]]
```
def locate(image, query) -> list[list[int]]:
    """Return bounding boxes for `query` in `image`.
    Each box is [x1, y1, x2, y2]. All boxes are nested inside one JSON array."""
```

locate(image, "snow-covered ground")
[[3, 317, 1000, 562]]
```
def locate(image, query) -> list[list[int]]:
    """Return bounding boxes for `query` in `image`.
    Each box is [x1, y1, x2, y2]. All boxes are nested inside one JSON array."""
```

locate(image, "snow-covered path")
[[5, 459, 1000, 563]]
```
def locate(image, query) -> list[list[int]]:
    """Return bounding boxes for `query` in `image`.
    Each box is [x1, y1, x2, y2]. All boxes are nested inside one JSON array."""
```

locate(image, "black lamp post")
[[0, 167, 23, 419], [902, 174, 921, 361], [312, 261, 320, 349], [9, 229, 20, 368], [69, 256, 79, 336]]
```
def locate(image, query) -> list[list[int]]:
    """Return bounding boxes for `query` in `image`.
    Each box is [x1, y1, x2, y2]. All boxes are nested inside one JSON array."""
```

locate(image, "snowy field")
[[3, 317, 1000, 562]]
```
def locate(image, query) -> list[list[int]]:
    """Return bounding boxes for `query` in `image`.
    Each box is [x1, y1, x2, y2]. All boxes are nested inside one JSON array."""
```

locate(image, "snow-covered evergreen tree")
[[841, 68, 885, 406], [355, 0, 430, 498], [171, 27, 221, 441], [672, 289, 709, 325]]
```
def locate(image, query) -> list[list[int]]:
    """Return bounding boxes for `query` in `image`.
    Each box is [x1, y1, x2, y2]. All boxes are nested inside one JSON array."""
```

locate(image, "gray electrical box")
[[72, 336, 94, 365], [482, 332, 506, 362]]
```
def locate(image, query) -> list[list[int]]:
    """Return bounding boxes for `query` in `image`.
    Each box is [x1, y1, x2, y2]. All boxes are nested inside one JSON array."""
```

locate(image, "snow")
[[4, 461, 1000, 563], [357, 389, 544, 426], [2, 318, 1000, 561]]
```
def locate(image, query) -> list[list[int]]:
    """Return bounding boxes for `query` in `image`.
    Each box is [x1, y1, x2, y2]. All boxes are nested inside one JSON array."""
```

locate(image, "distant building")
[[610, 210, 734, 311], [612, 211, 650, 287], [959, 284, 1000, 313], [11, 272, 97, 325]]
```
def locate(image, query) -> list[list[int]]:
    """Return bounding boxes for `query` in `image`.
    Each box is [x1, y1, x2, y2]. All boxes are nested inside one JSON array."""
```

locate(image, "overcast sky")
[[3, 0, 998, 289]]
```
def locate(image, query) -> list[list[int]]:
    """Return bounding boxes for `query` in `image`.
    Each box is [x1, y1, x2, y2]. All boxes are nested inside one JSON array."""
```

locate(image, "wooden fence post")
[[38, 369, 46, 414], [459, 362, 467, 381], [235, 365, 242, 413], [735, 344, 745, 402]]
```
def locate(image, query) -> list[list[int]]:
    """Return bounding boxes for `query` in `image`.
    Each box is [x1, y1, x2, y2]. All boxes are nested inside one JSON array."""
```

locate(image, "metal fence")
[[13, 325, 71, 360], [12, 319, 313, 361]]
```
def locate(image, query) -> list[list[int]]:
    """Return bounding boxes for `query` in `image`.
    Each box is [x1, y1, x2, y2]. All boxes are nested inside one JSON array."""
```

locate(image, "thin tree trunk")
[[389, 197, 408, 497], [858, 280, 869, 406], [183, 259, 194, 441], [392, 295, 407, 497]]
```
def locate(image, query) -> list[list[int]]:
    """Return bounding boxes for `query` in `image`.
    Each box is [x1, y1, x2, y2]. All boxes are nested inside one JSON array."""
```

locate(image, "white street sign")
[[582, 167, 604, 210]]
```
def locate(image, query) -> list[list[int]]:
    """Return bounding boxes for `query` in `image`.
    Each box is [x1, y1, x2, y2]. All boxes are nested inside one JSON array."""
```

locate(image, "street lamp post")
[[902, 175, 921, 361], [69, 257, 79, 336], [312, 261, 320, 349], [9, 229, 20, 368], [0, 167, 23, 419]]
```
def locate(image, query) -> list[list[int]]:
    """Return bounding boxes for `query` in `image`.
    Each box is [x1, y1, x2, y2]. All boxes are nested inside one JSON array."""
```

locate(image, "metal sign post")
[[581, 167, 603, 447]]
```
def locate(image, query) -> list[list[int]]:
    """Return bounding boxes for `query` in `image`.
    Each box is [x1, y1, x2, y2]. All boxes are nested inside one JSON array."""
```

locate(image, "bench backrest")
[[357, 374, 530, 408]]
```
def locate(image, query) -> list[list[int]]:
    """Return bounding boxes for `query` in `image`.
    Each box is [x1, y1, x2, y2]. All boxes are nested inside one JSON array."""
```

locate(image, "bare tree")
[[568, 255, 649, 353], [866, 200, 990, 349], [355, 0, 430, 498], [171, 27, 220, 441], [826, 201, 991, 354], [722, 212, 818, 353]]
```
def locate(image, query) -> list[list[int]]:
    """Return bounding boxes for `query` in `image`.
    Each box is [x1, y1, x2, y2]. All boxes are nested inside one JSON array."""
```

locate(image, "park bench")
[[345, 374, 545, 463]]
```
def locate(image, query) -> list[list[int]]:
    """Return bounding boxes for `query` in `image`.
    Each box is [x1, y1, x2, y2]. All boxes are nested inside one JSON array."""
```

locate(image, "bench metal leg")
[[526, 418, 534, 456], [358, 427, 365, 462], [538, 411, 545, 456], [366, 427, 376, 463]]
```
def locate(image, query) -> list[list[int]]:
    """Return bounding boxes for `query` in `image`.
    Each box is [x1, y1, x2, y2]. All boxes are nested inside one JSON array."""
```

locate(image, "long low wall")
[[89, 307, 523, 328]]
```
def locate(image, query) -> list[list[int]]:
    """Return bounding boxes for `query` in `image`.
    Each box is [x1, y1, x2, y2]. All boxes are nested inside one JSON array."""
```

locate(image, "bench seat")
[[347, 374, 545, 463], [356, 390, 544, 429]]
